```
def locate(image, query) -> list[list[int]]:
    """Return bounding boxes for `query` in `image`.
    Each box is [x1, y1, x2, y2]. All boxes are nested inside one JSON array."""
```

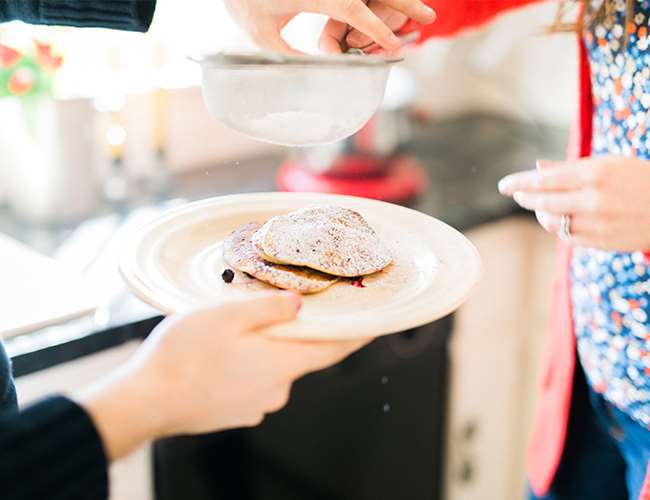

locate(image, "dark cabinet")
[[154, 315, 452, 500]]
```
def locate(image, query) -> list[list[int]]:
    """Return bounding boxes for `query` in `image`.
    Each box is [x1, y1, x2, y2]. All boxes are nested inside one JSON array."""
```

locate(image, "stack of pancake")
[[222, 206, 392, 293]]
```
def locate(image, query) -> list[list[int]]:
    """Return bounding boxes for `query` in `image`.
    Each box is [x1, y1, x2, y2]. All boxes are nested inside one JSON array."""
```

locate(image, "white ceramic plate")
[[119, 193, 481, 340]]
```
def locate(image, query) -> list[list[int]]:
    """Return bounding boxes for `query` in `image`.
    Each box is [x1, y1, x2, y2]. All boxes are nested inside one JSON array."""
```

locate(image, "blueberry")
[[222, 268, 235, 283]]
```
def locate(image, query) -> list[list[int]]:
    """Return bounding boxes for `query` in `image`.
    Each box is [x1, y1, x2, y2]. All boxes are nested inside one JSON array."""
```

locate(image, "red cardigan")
[[409, 1, 648, 495]]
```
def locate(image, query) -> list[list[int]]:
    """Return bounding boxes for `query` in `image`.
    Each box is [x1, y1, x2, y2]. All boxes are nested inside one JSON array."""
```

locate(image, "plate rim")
[[119, 192, 483, 340]]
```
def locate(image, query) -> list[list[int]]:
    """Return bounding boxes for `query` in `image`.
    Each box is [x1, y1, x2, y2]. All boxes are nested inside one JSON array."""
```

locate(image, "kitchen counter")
[[3, 113, 567, 376]]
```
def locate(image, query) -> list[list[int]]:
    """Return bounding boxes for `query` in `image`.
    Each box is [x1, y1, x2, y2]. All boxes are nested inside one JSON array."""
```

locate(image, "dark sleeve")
[[0, 396, 109, 500], [0, 0, 156, 32], [0, 341, 17, 414]]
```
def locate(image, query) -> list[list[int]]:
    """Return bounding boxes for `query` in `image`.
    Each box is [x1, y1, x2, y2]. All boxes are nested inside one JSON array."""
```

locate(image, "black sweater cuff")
[[0, 395, 109, 500], [2, 0, 156, 32], [0, 340, 17, 414]]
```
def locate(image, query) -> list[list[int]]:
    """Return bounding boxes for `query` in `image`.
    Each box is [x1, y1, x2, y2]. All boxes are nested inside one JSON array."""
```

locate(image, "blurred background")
[[1, 1, 578, 499]]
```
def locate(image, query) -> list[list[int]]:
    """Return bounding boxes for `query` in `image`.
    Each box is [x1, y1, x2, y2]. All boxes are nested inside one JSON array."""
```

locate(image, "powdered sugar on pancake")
[[254, 206, 392, 277], [223, 221, 337, 294]]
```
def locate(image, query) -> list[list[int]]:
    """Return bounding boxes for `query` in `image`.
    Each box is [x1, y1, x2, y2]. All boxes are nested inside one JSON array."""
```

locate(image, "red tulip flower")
[[35, 41, 63, 72], [8, 67, 36, 96], [0, 43, 21, 68]]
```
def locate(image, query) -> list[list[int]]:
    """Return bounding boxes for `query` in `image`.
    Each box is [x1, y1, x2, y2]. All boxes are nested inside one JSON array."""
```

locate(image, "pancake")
[[223, 221, 338, 294], [253, 206, 392, 277]]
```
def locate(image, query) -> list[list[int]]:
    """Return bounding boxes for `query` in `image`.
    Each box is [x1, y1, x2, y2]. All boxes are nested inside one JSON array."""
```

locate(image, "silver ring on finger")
[[559, 214, 572, 241]]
